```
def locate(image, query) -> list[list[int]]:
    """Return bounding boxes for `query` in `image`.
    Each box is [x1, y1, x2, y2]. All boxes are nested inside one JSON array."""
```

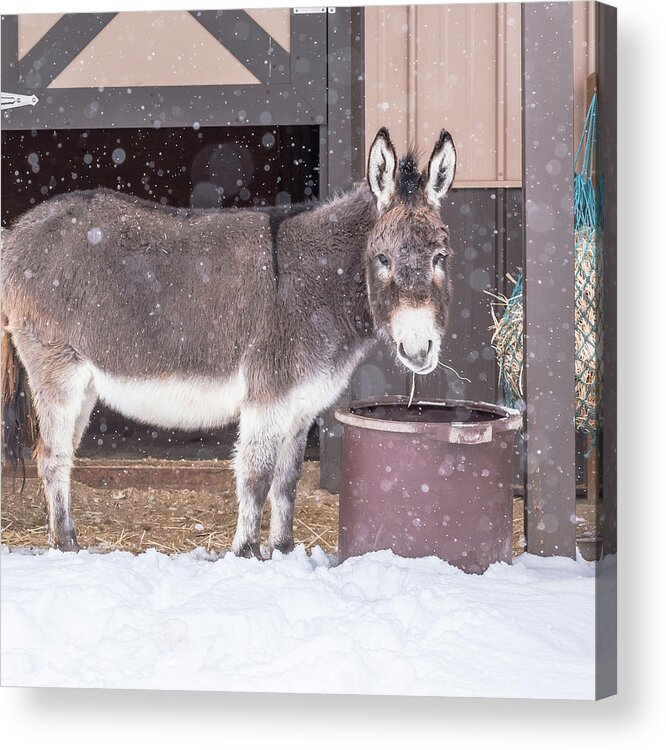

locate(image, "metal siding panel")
[[363, 5, 410, 155], [414, 5, 444, 157], [495, 3, 507, 183], [468, 4, 500, 183], [443, 5, 475, 180], [364, 3, 523, 187], [504, 3, 523, 183]]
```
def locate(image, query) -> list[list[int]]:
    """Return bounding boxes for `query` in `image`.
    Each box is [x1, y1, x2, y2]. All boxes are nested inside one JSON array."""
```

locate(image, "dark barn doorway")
[[1, 125, 321, 460]]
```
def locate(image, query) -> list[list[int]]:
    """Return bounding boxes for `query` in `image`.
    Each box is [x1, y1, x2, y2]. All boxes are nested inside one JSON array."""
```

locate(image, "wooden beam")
[[522, 2, 577, 558], [596, 0, 617, 701], [599, 4, 617, 558], [0, 83, 322, 130], [318, 7, 365, 492], [14, 458, 233, 491]]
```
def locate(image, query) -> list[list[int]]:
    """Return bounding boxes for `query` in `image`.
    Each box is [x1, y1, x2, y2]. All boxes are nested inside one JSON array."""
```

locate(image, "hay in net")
[[487, 227, 602, 437], [488, 273, 524, 406], [574, 226, 602, 435]]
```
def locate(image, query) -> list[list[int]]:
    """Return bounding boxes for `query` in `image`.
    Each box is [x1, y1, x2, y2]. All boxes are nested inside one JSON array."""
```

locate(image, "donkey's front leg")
[[231, 405, 284, 559], [268, 424, 309, 555]]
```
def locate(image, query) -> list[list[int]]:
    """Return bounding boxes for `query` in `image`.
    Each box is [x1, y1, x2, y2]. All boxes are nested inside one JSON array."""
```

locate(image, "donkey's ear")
[[367, 127, 397, 212], [425, 130, 456, 209]]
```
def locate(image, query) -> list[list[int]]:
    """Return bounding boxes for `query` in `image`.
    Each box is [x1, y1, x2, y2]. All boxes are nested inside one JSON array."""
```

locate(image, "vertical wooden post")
[[522, 2, 577, 557], [319, 7, 365, 492], [599, 3, 617, 558], [596, 0, 617, 701]]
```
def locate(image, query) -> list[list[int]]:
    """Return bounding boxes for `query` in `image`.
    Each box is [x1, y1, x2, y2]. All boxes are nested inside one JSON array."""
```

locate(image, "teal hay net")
[[489, 93, 602, 439]]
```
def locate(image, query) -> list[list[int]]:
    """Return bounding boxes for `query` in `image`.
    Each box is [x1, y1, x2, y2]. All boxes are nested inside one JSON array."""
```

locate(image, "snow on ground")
[[1, 545, 596, 698]]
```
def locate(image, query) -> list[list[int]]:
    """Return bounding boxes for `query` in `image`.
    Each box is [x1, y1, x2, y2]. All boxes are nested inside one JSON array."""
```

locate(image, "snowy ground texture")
[[1, 545, 596, 699]]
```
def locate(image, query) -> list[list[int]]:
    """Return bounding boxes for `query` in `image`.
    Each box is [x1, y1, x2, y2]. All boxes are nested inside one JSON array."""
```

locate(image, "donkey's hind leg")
[[11, 331, 92, 551], [267, 424, 309, 555]]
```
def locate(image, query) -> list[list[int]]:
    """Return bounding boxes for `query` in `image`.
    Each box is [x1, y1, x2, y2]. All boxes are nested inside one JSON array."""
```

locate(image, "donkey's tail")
[[2, 319, 36, 485]]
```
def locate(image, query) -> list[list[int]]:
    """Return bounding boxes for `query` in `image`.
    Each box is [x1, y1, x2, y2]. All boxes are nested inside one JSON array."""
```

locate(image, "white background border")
[[1, 0, 663, 747]]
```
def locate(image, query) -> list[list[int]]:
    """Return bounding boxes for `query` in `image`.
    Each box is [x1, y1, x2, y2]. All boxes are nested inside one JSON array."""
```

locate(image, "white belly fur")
[[91, 368, 247, 431], [90, 343, 372, 433]]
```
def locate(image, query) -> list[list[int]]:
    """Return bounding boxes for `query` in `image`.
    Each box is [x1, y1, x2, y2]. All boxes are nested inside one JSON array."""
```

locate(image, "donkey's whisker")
[[438, 361, 471, 383], [408, 371, 416, 408]]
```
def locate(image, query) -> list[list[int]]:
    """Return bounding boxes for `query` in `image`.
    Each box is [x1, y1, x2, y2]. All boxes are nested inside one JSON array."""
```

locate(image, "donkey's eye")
[[433, 253, 447, 269], [376, 253, 391, 268]]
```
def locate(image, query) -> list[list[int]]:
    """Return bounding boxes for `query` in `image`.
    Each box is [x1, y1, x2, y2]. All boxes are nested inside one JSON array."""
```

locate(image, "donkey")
[[1, 127, 456, 558]]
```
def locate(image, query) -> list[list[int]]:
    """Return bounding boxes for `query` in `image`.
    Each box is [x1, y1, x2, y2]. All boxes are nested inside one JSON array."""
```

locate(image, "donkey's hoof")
[[268, 538, 295, 556], [55, 531, 80, 553], [231, 541, 263, 560]]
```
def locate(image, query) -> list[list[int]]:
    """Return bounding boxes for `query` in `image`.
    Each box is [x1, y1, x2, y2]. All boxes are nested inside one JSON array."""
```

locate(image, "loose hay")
[[1, 461, 339, 555]]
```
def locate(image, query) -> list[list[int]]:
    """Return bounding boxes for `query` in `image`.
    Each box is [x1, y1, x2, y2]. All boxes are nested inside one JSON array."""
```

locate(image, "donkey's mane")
[[24, 183, 373, 230], [396, 149, 423, 201]]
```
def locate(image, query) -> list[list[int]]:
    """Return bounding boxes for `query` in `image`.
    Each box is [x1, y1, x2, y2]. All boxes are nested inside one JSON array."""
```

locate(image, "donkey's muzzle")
[[398, 339, 434, 373], [390, 304, 440, 374]]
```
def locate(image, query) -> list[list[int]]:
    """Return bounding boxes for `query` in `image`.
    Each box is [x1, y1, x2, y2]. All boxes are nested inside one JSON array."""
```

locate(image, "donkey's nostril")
[[398, 340, 433, 369]]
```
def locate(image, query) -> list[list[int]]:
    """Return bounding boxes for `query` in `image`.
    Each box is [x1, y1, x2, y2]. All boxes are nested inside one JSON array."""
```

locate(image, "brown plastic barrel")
[[335, 397, 522, 574]]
